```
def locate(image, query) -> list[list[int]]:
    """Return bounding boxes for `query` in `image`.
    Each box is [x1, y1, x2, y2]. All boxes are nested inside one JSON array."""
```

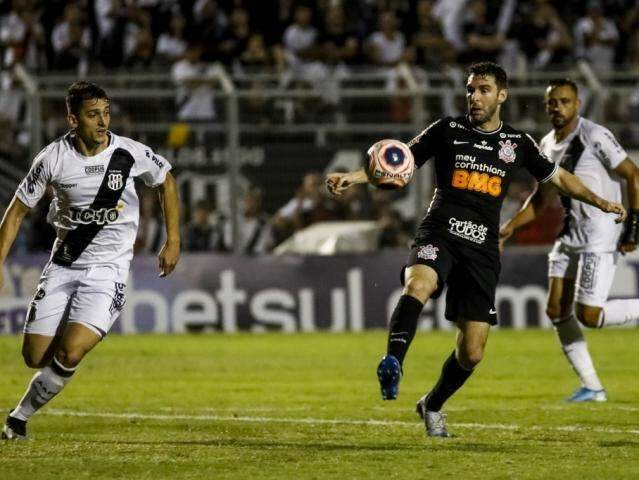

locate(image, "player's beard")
[[469, 103, 498, 127]]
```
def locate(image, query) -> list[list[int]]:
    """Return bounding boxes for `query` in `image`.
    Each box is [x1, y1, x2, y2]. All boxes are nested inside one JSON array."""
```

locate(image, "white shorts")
[[548, 241, 618, 307], [24, 262, 127, 338]]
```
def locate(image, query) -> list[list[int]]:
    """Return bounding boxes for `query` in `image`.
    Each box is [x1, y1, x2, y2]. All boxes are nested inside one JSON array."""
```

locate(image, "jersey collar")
[[465, 115, 503, 135]]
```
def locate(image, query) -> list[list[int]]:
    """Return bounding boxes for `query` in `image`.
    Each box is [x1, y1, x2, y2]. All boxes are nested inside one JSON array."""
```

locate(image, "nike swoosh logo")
[[489, 309, 497, 315], [453, 140, 469, 145]]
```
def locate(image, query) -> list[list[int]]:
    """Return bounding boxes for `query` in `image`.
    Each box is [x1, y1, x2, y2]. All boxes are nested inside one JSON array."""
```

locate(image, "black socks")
[[425, 351, 473, 412], [387, 295, 424, 364]]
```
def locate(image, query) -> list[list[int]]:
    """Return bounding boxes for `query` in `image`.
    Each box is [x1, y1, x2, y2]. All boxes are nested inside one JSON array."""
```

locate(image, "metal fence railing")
[[5, 63, 639, 250]]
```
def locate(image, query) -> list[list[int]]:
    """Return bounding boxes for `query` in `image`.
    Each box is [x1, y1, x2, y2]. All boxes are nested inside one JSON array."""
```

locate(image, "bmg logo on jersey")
[[107, 172, 124, 190], [451, 169, 502, 196], [448, 217, 488, 244], [68, 206, 120, 225]]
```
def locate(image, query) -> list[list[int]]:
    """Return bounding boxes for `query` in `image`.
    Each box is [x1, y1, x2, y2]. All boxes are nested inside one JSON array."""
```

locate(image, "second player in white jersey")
[[16, 131, 172, 272], [539, 117, 627, 252], [501, 79, 639, 403]]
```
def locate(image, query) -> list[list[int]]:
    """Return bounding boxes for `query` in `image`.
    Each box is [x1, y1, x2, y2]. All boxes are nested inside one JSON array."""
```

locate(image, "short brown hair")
[[467, 62, 508, 90], [66, 81, 110, 115]]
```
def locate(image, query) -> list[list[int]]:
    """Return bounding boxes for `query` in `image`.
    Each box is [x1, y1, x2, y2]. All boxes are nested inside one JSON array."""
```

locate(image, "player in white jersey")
[[0, 81, 181, 439], [500, 79, 639, 402]]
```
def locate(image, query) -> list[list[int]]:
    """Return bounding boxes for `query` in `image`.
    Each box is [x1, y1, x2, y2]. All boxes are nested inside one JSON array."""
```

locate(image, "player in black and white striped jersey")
[[0, 81, 181, 439]]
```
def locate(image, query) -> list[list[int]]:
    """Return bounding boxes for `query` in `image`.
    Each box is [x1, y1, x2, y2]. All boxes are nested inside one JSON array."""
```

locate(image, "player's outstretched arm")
[[550, 166, 627, 223], [614, 157, 639, 253], [157, 172, 181, 277], [325, 168, 369, 196], [0, 197, 30, 289], [498, 182, 556, 250]]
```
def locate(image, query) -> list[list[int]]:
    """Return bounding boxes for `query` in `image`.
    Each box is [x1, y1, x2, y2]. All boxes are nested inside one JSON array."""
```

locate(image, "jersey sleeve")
[[132, 143, 173, 187], [521, 133, 558, 183], [15, 146, 54, 208], [589, 126, 627, 170], [407, 119, 445, 168]]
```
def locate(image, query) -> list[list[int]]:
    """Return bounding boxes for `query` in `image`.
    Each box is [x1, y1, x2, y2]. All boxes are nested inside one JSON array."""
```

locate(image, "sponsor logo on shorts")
[[448, 217, 488, 244], [417, 244, 439, 261], [85, 165, 105, 175], [58, 183, 77, 189], [489, 308, 497, 315], [581, 253, 599, 290], [110, 282, 127, 314]]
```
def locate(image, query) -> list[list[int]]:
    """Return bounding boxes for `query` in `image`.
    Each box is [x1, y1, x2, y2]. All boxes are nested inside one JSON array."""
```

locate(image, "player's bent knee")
[[574, 305, 601, 328], [54, 347, 87, 368], [404, 276, 437, 300], [21, 349, 48, 369], [458, 348, 484, 369], [545, 305, 563, 321]]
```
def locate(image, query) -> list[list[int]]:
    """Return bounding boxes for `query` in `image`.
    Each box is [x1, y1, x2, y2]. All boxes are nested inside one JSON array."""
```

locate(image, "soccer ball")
[[366, 139, 415, 190]]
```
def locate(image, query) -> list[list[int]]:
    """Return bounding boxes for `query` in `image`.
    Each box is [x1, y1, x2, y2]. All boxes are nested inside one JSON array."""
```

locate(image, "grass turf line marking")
[[44, 409, 639, 436]]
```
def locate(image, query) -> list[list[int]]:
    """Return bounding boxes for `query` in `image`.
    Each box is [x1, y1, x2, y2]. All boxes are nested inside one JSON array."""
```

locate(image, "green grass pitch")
[[0, 329, 638, 479]]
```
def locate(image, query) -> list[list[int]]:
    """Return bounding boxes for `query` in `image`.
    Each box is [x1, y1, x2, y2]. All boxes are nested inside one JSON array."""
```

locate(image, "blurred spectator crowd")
[[2, 0, 639, 76]]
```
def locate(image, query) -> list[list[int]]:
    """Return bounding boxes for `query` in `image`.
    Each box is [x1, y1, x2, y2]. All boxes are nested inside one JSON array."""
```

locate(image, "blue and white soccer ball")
[[366, 139, 415, 190]]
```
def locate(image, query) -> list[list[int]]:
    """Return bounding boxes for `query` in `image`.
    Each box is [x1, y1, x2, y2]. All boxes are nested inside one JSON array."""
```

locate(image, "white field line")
[[44, 409, 639, 436]]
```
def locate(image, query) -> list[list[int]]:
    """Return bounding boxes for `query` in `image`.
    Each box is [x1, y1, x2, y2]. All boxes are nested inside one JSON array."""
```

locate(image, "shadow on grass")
[[599, 441, 639, 448], [88, 438, 510, 453]]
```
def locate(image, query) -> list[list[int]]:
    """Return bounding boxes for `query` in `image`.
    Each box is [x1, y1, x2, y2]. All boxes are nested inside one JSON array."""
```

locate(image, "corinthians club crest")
[[417, 244, 439, 261], [498, 140, 517, 163], [107, 172, 123, 190]]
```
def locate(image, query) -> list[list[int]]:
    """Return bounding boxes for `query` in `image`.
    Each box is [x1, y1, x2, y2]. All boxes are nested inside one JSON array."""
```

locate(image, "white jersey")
[[16, 131, 171, 270], [540, 117, 626, 252]]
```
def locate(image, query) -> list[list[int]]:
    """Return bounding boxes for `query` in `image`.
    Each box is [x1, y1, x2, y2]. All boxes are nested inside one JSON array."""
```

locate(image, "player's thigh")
[[403, 264, 439, 303], [547, 277, 575, 319], [574, 251, 618, 308], [405, 239, 454, 302], [22, 265, 77, 365], [69, 270, 126, 339], [22, 333, 60, 368], [445, 249, 499, 325]]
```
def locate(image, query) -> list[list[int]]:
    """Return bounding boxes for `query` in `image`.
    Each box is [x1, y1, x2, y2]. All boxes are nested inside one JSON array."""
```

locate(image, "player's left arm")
[[549, 167, 627, 223], [614, 158, 639, 253], [157, 172, 181, 277]]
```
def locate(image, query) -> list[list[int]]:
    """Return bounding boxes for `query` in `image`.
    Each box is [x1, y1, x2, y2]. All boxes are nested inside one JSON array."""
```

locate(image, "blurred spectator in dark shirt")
[[50, 2, 91, 72], [460, 0, 506, 64], [515, 1, 573, 69], [321, 5, 359, 65], [411, 0, 456, 70], [224, 187, 274, 254], [218, 7, 250, 66], [0, 0, 45, 70], [184, 199, 224, 252]]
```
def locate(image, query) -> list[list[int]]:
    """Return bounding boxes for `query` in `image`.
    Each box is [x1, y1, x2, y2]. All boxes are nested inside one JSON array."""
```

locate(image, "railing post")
[[215, 64, 240, 252]]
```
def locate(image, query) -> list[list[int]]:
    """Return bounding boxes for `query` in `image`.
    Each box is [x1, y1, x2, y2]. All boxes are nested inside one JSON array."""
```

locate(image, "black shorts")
[[405, 234, 500, 325]]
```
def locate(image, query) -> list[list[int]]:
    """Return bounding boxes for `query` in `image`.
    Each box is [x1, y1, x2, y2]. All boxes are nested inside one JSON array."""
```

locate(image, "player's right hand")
[[498, 223, 514, 253], [325, 173, 352, 196], [599, 200, 627, 223]]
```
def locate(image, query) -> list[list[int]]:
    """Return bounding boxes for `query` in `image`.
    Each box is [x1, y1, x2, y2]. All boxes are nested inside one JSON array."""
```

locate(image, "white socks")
[[553, 315, 604, 391], [599, 299, 639, 328], [11, 357, 76, 422]]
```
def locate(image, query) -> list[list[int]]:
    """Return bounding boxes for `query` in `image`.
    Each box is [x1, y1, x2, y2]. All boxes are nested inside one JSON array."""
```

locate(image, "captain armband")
[[621, 208, 639, 245]]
